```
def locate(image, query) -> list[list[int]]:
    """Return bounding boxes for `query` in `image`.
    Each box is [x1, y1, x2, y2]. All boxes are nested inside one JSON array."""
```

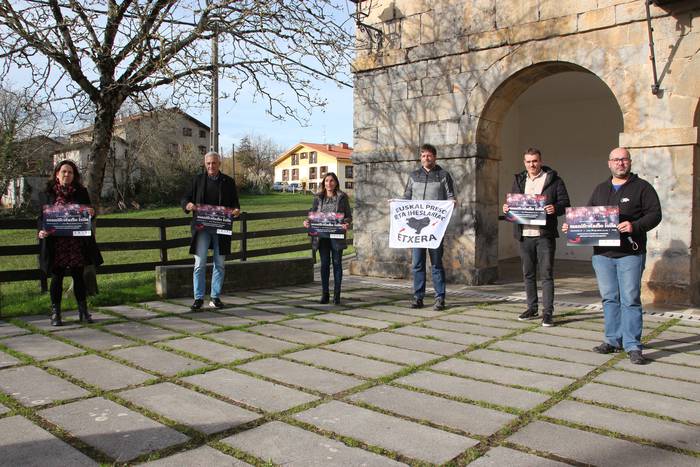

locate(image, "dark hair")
[[316, 172, 341, 199], [47, 159, 83, 192], [420, 143, 437, 156], [524, 147, 542, 158]]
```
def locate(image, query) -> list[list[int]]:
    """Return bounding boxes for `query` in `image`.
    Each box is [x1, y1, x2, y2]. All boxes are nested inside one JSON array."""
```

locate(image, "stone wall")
[[350, 0, 700, 305]]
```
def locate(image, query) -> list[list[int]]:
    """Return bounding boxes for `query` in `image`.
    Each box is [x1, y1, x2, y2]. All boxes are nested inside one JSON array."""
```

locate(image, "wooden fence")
[[0, 210, 352, 291]]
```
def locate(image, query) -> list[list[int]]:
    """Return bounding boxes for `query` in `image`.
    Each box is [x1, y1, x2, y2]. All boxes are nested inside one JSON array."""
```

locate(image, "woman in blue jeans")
[[303, 173, 352, 304]]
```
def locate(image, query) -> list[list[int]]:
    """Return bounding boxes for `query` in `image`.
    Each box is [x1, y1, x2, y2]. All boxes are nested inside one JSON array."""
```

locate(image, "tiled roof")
[[274, 142, 353, 166]]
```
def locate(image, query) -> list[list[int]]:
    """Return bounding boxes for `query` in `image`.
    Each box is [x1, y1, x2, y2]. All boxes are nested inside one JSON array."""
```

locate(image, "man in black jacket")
[[182, 152, 240, 310], [503, 148, 570, 327], [565, 147, 661, 364]]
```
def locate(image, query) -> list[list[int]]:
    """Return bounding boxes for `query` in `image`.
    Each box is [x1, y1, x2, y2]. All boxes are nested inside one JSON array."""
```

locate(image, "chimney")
[[326, 144, 332, 151], [339, 142, 349, 149]]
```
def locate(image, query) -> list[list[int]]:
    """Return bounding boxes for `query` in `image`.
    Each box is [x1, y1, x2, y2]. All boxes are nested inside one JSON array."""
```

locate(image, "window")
[[282, 169, 289, 181], [168, 143, 179, 153], [309, 151, 317, 163], [320, 166, 328, 178], [300, 152, 308, 159], [309, 167, 317, 179], [292, 168, 299, 180], [182, 127, 192, 136], [291, 154, 299, 165], [198, 145, 207, 155], [345, 165, 353, 179], [345, 182, 353, 189], [308, 182, 317, 191], [199, 129, 206, 138]]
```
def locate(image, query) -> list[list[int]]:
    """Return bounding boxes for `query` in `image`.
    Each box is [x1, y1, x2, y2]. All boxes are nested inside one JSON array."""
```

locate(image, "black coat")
[[181, 172, 240, 255], [510, 166, 570, 240], [38, 185, 104, 274], [310, 191, 353, 252]]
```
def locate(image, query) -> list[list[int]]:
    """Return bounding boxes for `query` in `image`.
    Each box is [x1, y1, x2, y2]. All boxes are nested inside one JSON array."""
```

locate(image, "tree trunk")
[[84, 100, 120, 207]]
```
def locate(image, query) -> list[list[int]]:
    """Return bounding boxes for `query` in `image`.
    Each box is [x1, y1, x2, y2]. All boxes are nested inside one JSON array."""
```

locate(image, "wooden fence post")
[[159, 218, 168, 264], [240, 212, 247, 261]]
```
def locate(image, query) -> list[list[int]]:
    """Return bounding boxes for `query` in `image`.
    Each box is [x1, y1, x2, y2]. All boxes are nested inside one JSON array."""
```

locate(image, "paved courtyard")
[[1, 274, 699, 466]]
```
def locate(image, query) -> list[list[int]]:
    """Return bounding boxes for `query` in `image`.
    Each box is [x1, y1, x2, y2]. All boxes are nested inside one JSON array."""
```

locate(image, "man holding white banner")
[[397, 143, 456, 311]]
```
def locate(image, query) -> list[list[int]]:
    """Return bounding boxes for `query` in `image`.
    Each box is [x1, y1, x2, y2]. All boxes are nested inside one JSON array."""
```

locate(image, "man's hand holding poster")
[[566, 206, 620, 246], [389, 200, 454, 249], [505, 193, 547, 225], [308, 212, 346, 239], [194, 204, 235, 236], [42, 204, 92, 237]]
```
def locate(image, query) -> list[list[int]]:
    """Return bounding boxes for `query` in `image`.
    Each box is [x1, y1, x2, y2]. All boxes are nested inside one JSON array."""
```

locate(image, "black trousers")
[[318, 238, 343, 294], [50, 267, 86, 305], [519, 237, 555, 315]]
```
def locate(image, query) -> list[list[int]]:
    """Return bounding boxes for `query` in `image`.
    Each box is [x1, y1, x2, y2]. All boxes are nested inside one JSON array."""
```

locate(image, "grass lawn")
[[0, 193, 354, 318]]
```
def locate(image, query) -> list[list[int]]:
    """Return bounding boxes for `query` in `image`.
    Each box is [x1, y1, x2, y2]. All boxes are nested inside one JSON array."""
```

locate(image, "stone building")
[[349, 0, 699, 305]]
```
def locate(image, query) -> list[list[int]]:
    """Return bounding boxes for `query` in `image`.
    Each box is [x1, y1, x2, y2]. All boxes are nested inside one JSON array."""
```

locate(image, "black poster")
[[505, 193, 547, 225], [42, 204, 92, 237], [194, 204, 235, 236], [308, 211, 345, 239], [566, 206, 621, 246]]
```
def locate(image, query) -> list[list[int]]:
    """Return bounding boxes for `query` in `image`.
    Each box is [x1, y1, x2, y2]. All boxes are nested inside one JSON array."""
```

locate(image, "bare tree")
[[235, 134, 280, 193], [0, 1, 354, 205]]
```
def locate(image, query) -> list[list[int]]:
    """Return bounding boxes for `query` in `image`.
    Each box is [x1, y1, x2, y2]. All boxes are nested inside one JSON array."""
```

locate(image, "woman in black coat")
[[303, 172, 352, 304], [38, 160, 103, 326]]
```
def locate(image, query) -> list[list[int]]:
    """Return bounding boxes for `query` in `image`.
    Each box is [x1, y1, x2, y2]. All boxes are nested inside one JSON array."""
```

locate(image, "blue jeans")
[[591, 254, 645, 351], [318, 238, 342, 294], [193, 231, 225, 300], [412, 243, 445, 300]]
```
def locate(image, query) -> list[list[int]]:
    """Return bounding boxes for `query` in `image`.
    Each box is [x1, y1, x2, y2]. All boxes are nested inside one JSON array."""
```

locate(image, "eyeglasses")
[[609, 158, 630, 164]]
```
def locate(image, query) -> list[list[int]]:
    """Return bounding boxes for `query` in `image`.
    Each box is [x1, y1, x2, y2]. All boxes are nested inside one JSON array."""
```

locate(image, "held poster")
[[42, 204, 92, 237], [194, 204, 235, 236], [504, 193, 547, 225], [389, 200, 454, 249], [566, 206, 620, 247], [308, 211, 346, 239]]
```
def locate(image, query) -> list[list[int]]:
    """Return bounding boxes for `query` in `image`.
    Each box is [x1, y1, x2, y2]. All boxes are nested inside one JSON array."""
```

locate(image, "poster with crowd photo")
[[308, 211, 346, 239], [389, 200, 454, 249], [504, 193, 547, 225], [194, 204, 235, 236], [42, 204, 92, 237], [566, 206, 620, 246]]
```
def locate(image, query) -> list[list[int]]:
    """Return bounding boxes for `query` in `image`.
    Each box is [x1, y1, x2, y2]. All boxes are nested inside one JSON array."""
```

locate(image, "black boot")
[[78, 301, 93, 324], [50, 303, 63, 327], [333, 289, 341, 305], [320, 292, 330, 304]]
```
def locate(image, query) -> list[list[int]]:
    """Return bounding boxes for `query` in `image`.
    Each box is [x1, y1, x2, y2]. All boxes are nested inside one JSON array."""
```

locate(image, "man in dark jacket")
[[566, 147, 661, 364], [503, 148, 570, 327], [403, 143, 456, 311], [181, 152, 240, 310]]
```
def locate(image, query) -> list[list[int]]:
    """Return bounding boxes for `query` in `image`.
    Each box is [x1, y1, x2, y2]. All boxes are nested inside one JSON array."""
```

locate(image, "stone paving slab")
[[594, 369, 700, 401], [182, 369, 317, 412], [433, 359, 575, 392], [360, 331, 475, 355], [643, 348, 700, 367], [162, 337, 256, 363], [216, 307, 287, 322], [348, 384, 516, 436], [0, 365, 89, 406], [119, 382, 260, 435], [146, 316, 219, 334], [544, 400, 700, 452], [366, 304, 445, 318], [315, 313, 392, 329], [674, 323, 700, 334], [208, 329, 300, 353], [0, 321, 30, 338], [222, 421, 405, 466], [48, 354, 153, 390], [454, 308, 520, 320], [466, 349, 597, 378], [247, 323, 334, 345], [141, 445, 252, 466], [39, 397, 189, 462], [55, 327, 134, 351], [467, 446, 569, 467], [397, 371, 549, 411], [614, 357, 700, 383], [325, 340, 439, 365], [507, 420, 698, 467], [286, 348, 403, 378], [217, 295, 259, 306], [0, 415, 98, 466], [646, 339, 700, 354], [491, 340, 612, 365], [534, 326, 604, 342], [111, 346, 205, 376], [252, 303, 319, 316], [141, 301, 192, 314], [515, 331, 599, 351], [339, 308, 421, 324], [1, 333, 83, 360], [439, 314, 531, 329], [0, 350, 20, 368], [182, 311, 255, 327], [280, 317, 364, 337], [100, 304, 160, 319], [422, 319, 513, 337], [295, 401, 477, 464], [238, 358, 362, 394], [103, 322, 182, 342], [15, 312, 111, 331], [571, 382, 700, 424], [394, 325, 494, 346]]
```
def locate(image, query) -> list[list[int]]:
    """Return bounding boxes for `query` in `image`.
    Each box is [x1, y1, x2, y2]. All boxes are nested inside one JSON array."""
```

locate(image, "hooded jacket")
[[510, 166, 570, 240]]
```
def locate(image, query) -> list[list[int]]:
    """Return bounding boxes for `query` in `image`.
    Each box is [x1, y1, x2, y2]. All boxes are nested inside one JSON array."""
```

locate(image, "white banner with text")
[[389, 200, 454, 249]]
